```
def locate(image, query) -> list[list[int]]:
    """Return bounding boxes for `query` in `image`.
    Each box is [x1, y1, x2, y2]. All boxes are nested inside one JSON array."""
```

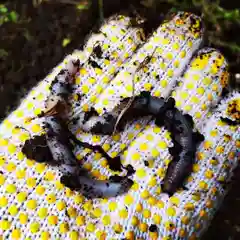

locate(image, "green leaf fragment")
[[8, 11, 18, 22], [0, 5, 8, 13]]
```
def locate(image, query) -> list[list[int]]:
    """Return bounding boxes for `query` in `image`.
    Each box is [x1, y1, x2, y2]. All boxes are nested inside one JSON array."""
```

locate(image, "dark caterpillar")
[[158, 108, 204, 196], [49, 59, 81, 98], [81, 91, 204, 196], [20, 58, 133, 198], [73, 91, 175, 135], [21, 115, 133, 198], [30, 58, 123, 172]]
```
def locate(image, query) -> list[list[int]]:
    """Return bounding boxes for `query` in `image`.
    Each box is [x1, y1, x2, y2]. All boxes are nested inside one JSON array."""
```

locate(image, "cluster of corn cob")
[[0, 12, 239, 240]]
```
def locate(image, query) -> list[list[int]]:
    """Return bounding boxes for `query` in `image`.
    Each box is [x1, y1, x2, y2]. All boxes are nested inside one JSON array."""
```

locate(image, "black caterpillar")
[[21, 59, 133, 198], [81, 91, 205, 196]]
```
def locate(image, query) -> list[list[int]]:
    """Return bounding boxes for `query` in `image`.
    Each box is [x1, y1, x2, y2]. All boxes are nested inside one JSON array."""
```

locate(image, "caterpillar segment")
[[39, 59, 81, 120], [44, 116, 82, 175], [76, 91, 175, 135], [61, 174, 133, 199], [20, 114, 133, 198]]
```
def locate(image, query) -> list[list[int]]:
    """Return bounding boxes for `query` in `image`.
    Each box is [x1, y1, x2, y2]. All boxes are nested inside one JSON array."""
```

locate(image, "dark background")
[[0, 0, 239, 239]]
